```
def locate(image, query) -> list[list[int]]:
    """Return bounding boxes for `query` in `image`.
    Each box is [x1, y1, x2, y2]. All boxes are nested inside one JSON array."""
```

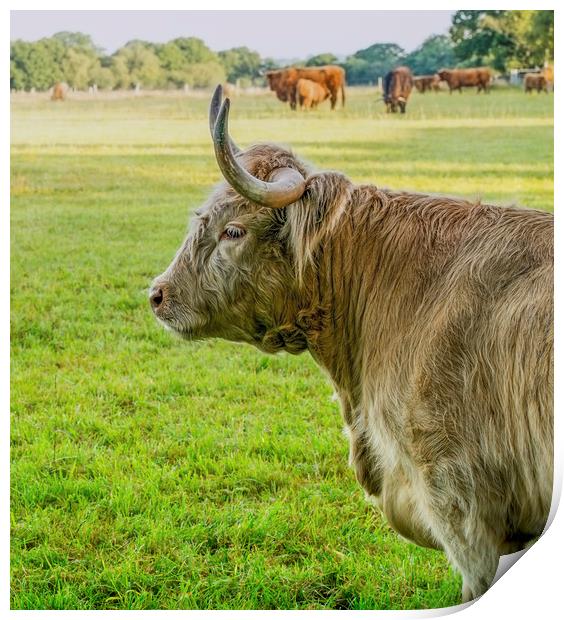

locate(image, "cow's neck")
[[303, 237, 368, 405], [302, 194, 426, 412]]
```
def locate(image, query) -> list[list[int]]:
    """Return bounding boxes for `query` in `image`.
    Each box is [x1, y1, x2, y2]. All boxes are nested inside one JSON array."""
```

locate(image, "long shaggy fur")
[[152, 143, 553, 603]]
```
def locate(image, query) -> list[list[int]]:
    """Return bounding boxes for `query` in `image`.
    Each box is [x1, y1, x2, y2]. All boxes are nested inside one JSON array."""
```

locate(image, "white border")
[[6, 2, 560, 618]]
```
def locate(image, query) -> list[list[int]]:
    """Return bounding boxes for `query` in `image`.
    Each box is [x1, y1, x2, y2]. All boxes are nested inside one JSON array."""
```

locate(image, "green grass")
[[11, 86, 553, 610]]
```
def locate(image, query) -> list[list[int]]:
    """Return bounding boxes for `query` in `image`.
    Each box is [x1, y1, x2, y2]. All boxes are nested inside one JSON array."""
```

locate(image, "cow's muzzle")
[[149, 281, 170, 315]]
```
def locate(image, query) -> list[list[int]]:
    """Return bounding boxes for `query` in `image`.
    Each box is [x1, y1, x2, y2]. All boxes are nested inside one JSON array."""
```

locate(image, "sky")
[[10, 10, 455, 59]]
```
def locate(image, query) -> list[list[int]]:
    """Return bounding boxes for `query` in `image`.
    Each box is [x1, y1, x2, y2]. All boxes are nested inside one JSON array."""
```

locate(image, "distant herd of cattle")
[[265, 65, 346, 110], [264, 64, 552, 114], [48, 64, 552, 112]]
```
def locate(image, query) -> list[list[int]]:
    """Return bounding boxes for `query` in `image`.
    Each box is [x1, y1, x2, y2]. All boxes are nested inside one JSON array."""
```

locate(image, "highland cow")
[[266, 65, 346, 110], [151, 87, 553, 604], [383, 66, 413, 113], [437, 67, 492, 93], [524, 73, 548, 93]]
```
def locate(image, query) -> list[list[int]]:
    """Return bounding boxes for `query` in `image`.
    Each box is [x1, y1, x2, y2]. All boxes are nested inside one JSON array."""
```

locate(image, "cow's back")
[[298, 66, 344, 91], [390, 67, 413, 101], [338, 187, 552, 553], [405, 204, 553, 534]]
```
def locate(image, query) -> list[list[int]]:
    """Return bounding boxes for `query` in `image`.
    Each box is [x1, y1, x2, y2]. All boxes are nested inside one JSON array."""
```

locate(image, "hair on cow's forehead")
[[186, 141, 311, 238]]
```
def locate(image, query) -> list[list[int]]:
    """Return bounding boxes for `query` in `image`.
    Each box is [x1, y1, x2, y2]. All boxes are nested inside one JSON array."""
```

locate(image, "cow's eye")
[[220, 224, 246, 241]]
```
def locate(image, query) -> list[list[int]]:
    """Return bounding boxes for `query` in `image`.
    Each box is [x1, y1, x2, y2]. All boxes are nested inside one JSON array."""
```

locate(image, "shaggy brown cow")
[[265, 69, 293, 105], [413, 74, 441, 93], [296, 78, 329, 109], [151, 87, 553, 604], [524, 73, 548, 93], [266, 65, 346, 110], [383, 66, 413, 113], [438, 67, 492, 93], [51, 82, 65, 101]]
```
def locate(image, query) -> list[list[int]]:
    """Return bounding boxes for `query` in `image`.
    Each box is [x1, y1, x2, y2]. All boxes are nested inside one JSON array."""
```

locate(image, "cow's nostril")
[[150, 287, 164, 309]]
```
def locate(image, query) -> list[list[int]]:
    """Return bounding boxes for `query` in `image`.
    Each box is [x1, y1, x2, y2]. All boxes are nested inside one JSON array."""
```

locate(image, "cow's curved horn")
[[209, 85, 240, 154], [212, 97, 306, 208]]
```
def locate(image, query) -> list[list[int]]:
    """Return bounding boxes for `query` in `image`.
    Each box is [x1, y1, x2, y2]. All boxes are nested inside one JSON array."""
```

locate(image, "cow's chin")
[[156, 316, 209, 341], [157, 313, 257, 346]]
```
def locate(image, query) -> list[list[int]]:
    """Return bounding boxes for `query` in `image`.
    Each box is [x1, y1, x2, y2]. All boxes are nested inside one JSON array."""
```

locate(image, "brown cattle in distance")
[[437, 67, 492, 93], [296, 78, 330, 109], [524, 73, 548, 93], [265, 69, 294, 105], [413, 74, 441, 93], [266, 65, 346, 110], [51, 82, 65, 101], [150, 86, 554, 603], [383, 66, 413, 113]]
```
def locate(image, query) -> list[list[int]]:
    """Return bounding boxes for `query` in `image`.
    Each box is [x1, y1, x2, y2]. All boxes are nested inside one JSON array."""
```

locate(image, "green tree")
[[52, 31, 100, 54], [218, 47, 261, 83], [260, 57, 279, 72], [450, 10, 553, 72], [89, 64, 115, 89], [354, 42, 405, 66], [529, 10, 554, 62], [155, 37, 224, 87], [305, 53, 339, 67], [341, 56, 371, 85], [450, 10, 514, 71], [62, 48, 99, 89], [10, 38, 65, 90], [111, 43, 164, 89], [343, 43, 405, 84], [182, 62, 226, 88], [10, 32, 111, 91], [155, 41, 186, 86], [10, 57, 26, 90], [404, 35, 455, 75], [481, 11, 554, 68], [171, 37, 217, 64], [10, 40, 32, 90], [124, 39, 157, 52]]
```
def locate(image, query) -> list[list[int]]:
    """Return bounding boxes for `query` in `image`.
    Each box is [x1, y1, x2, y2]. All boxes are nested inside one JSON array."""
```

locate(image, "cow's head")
[[437, 69, 450, 81], [150, 86, 348, 353], [265, 71, 281, 91], [265, 70, 289, 101]]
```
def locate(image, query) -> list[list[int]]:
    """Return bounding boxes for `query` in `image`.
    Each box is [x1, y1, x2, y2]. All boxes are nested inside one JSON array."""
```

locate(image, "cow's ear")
[[302, 172, 351, 218], [284, 172, 352, 283]]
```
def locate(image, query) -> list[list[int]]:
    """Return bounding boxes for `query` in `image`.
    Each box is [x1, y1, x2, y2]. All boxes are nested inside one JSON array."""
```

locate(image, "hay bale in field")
[[51, 82, 66, 101], [223, 83, 238, 98]]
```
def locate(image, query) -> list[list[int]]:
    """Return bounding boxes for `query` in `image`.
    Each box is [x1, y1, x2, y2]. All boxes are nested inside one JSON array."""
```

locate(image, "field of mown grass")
[[10, 86, 553, 610]]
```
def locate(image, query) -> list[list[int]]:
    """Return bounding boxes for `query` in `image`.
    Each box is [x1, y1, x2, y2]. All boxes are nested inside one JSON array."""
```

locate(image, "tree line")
[[11, 10, 553, 91]]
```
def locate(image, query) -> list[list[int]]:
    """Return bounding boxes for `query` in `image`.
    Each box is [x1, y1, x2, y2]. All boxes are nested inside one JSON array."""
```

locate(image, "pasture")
[[11, 86, 553, 610]]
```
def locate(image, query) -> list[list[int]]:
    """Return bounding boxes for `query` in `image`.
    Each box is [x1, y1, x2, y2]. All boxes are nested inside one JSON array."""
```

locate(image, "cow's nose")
[[149, 286, 164, 310]]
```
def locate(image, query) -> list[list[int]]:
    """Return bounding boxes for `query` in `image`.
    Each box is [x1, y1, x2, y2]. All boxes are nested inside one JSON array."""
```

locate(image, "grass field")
[[10, 86, 553, 610]]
